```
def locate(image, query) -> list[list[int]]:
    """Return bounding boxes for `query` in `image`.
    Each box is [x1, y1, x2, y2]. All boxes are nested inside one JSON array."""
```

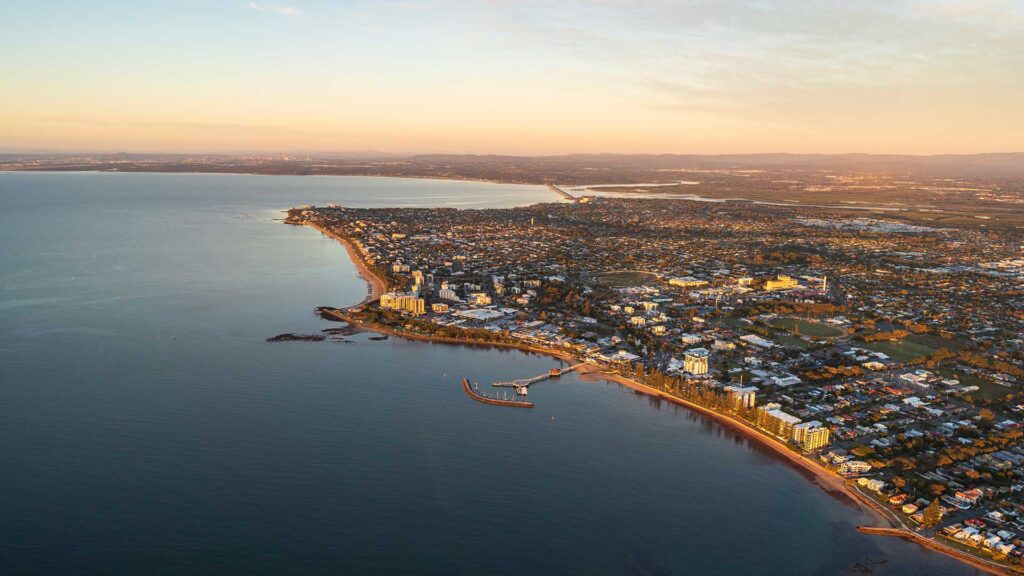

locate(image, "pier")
[[491, 363, 586, 395], [462, 378, 534, 408]]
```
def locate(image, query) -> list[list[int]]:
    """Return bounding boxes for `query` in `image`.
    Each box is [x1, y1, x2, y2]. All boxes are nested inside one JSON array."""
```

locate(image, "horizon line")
[[3, 149, 1024, 158]]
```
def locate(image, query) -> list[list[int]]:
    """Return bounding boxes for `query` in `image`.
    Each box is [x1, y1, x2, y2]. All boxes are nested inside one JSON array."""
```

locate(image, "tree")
[[851, 445, 875, 458], [634, 363, 645, 382], [922, 498, 943, 527]]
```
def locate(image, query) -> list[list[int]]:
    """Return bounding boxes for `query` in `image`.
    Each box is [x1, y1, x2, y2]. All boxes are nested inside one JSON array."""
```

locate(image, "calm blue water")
[[0, 172, 975, 575]]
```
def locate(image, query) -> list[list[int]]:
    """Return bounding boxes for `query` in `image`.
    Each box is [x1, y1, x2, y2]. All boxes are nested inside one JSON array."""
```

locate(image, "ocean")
[[0, 172, 975, 575]]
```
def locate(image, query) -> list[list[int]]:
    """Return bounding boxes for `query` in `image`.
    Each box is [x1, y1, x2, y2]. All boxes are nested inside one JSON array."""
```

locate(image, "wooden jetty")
[[462, 378, 534, 409], [491, 363, 586, 394]]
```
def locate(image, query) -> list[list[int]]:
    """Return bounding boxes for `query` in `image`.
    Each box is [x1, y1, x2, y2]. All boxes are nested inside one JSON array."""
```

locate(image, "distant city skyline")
[[3, 0, 1023, 154]]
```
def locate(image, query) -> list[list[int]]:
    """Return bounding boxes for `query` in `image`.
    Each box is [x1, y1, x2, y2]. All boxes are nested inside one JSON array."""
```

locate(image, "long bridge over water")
[[547, 184, 577, 201]]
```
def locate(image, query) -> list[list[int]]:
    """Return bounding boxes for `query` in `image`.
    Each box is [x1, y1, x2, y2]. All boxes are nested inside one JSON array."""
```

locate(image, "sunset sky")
[[3, 0, 1023, 155]]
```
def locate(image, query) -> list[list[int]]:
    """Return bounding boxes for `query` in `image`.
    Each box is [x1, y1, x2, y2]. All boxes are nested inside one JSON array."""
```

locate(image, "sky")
[[2, 0, 1023, 155]]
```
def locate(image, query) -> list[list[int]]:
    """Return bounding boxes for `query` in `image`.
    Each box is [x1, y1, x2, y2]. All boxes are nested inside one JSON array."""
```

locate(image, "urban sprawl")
[[288, 192, 1024, 572]]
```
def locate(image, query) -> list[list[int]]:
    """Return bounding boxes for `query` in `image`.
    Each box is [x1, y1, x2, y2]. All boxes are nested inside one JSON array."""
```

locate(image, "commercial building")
[[739, 334, 775, 348], [438, 287, 461, 302], [595, 349, 641, 365], [380, 292, 426, 315], [765, 275, 799, 291], [669, 276, 709, 289]]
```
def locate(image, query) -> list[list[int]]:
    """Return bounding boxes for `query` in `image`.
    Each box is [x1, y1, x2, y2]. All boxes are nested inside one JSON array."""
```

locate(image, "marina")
[[462, 378, 534, 408]]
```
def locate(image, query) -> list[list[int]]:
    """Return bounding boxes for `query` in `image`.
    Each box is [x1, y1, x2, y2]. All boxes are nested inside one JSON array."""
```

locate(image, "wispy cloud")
[[247, 2, 299, 16]]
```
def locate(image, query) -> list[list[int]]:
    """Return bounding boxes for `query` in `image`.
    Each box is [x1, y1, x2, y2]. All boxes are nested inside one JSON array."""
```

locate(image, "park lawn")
[[774, 334, 811, 349], [938, 369, 1012, 402], [769, 316, 845, 338], [863, 339, 936, 362], [906, 333, 964, 352]]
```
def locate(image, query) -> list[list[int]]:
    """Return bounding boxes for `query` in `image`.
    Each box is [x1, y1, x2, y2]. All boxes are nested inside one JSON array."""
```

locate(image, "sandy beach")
[[573, 366, 885, 518], [304, 222, 387, 306], [575, 367, 1018, 575]]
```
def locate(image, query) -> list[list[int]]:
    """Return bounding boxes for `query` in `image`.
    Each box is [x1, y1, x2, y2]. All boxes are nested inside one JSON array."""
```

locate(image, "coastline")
[[326, 308, 583, 360], [1, 168, 554, 189], [7, 170, 916, 213], [333, 313, 1016, 575], [302, 222, 387, 305], [303, 218, 1015, 576], [575, 365, 878, 516], [327, 311, 887, 524]]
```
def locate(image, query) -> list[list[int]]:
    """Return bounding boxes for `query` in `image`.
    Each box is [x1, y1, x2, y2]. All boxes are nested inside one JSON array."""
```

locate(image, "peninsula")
[[289, 191, 1024, 576]]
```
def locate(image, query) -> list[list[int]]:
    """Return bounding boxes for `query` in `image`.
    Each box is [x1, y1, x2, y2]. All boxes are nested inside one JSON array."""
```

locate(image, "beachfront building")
[[594, 350, 640, 365], [838, 460, 872, 477], [683, 348, 710, 375], [380, 292, 426, 316], [792, 421, 831, 452], [755, 403, 802, 439], [723, 385, 758, 411]]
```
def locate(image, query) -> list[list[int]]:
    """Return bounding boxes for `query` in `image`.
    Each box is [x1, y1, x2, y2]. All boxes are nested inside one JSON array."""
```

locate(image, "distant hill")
[[405, 152, 1024, 178], [3, 151, 1022, 181]]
